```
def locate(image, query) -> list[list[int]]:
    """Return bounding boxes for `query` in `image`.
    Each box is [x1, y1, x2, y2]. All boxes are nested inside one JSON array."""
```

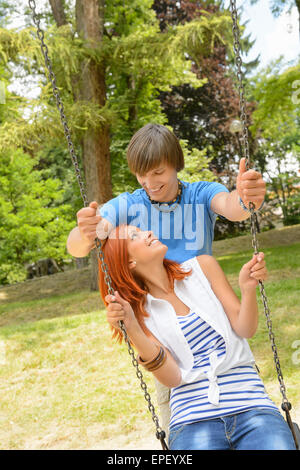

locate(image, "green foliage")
[[35, 143, 83, 217], [169, 9, 233, 65], [178, 140, 215, 183], [0, 148, 74, 284], [249, 59, 300, 226], [0, 23, 105, 152], [0, 24, 85, 88], [103, 4, 234, 195], [1, 1, 235, 201], [249, 59, 300, 139]]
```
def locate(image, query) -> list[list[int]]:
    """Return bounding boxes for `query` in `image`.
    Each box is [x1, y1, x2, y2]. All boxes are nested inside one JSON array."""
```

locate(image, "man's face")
[[136, 163, 178, 202]]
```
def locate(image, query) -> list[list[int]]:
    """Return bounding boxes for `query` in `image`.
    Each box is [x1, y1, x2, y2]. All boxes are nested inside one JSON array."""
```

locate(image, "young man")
[[66, 123, 265, 260]]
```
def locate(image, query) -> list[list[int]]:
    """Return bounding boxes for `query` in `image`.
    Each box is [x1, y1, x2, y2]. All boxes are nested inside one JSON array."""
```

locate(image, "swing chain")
[[117, 322, 168, 450], [229, 0, 251, 172], [229, 0, 296, 441], [28, 0, 168, 450], [28, 0, 88, 208], [95, 237, 168, 449]]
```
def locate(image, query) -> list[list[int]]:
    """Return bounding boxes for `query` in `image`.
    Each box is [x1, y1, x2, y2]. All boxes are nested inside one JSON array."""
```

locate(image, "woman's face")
[[122, 226, 167, 269]]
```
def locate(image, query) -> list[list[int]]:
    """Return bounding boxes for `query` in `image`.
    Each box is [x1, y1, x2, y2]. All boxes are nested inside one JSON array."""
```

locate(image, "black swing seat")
[[292, 422, 300, 450], [282, 402, 300, 450]]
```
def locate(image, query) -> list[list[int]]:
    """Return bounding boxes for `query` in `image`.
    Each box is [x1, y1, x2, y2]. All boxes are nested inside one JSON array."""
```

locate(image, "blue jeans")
[[169, 408, 296, 450]]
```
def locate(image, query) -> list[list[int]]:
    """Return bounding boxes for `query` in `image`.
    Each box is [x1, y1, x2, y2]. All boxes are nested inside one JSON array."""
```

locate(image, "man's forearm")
[[225, 190, 250, 222], [66, 227, 95, 258]]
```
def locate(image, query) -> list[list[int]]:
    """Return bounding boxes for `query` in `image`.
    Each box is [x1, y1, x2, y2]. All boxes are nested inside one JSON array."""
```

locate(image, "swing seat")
[[154, 379, 171, 441], [292, 422, 300, 449]]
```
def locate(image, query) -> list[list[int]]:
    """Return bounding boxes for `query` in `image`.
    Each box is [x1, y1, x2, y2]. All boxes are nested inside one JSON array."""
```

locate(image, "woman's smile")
[[148, 238, 160, 246]]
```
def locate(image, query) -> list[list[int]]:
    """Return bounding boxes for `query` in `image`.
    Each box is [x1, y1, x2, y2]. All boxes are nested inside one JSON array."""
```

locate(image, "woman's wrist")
[[240, 286, 258, 309], [125, 320, 148, 344], [239, 288, 259, 315], [125, 318, 145, 339], [128, 327, 162, 363], [240, 285, 257, 296]]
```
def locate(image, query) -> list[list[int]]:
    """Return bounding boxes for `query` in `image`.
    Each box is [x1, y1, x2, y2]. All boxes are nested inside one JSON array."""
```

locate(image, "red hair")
[[98, 224, 192, 343]]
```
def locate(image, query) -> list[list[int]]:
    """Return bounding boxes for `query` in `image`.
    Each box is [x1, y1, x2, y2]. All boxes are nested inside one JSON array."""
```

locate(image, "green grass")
[[0, 290, 102, 327], [218, 245, 300, 407], [0, 229, 299, 449], [0, 310, 157, 449], [217, 243, 300, 277]]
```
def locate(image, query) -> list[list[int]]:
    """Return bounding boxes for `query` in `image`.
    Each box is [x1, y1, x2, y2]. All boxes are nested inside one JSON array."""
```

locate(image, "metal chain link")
[[229, 0, 295, 420], [28, 0, 168, 450], [94, 239, 168, 448], [229, 1, 251, 173]]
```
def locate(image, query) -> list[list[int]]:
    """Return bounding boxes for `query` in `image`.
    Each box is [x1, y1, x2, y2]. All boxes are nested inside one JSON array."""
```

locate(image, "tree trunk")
[[49, 0, 112, 291], [49, 0, 67, 26], [49, 0, 81, 103], [75, 0, 112, 290], [127, 75, 138, 123]]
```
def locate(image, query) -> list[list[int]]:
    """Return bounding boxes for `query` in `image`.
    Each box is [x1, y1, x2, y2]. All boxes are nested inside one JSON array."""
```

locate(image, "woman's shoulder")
[[195, 254, 215, 266], [180, 254, 214, 269], [179, 255, 220, 283], [195, 254, 229, 293], [195, 255, 221, 281]]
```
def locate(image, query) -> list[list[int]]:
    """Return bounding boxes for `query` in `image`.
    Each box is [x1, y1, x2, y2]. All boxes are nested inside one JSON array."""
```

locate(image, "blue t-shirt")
[[99, 180, 228, 263]]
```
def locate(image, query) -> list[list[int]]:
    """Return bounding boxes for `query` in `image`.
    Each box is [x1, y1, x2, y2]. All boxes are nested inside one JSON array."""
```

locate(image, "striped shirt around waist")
[[169, 311, 278, 430]]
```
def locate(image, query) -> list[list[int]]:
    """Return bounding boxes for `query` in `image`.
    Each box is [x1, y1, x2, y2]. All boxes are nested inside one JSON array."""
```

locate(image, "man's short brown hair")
[[126, 123, 184, 175]]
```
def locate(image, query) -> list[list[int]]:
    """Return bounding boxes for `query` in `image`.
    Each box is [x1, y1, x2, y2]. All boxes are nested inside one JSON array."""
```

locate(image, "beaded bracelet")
[[239, 196, 265, 213]]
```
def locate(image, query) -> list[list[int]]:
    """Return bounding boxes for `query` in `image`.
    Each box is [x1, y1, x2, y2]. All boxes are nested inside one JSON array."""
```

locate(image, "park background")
[[0, 0, 299, 449]]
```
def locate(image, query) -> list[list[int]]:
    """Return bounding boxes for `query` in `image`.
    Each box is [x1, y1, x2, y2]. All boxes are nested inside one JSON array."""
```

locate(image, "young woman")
[[98, 224, 296, 451]]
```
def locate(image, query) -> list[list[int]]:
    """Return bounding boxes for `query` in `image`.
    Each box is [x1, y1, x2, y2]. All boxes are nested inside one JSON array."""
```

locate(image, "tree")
[[0, 148, 74, 284], [1, 0, 234, 190], [152, 1, 258, 171], [249, 58, 300, 227], [103, 0, 233, 192], [254, 140, 300, 227], [152, 0, 258, 239], [0, 0, 238, 285]]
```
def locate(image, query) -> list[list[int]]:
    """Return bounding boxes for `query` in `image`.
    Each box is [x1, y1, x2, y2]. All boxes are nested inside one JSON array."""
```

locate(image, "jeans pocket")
[[168, 424, 186, 449]]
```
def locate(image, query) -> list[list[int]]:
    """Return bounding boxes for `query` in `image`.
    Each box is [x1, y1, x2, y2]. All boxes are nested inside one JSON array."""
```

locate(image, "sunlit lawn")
[[0, 241, 299, 449]]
